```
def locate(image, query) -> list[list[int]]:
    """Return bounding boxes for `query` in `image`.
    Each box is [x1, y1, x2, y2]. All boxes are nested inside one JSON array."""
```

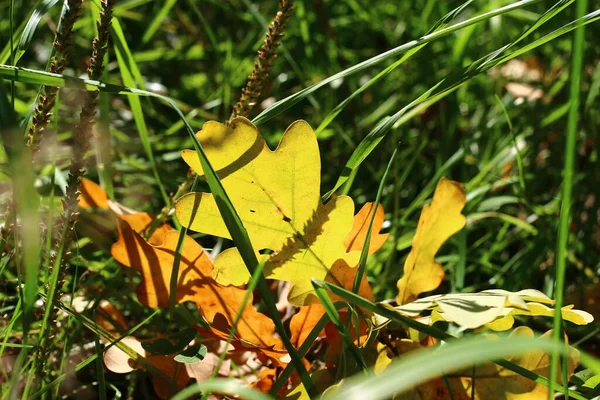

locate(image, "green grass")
[[1, 0, 599, 399]]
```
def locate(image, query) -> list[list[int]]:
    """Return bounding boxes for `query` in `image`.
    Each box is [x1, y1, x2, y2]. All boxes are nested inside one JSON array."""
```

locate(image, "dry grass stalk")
[[38, 0, 117, 381], [26, 0, 84, 153]]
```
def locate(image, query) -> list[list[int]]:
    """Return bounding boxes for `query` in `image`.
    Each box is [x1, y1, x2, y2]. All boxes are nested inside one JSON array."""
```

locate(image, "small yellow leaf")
[[396, 178, 466, 305]]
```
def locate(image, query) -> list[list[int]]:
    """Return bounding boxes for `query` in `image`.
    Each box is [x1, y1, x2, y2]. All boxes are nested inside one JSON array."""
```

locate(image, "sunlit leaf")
[[396, 177, 467, 305], [111, 219, 285, 360], [175, 118, 387, 306], [376, 289, 593, 330]]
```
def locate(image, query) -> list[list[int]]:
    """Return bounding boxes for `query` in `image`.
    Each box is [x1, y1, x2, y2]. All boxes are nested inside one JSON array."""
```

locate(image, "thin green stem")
[[549, 0, 588, 397]]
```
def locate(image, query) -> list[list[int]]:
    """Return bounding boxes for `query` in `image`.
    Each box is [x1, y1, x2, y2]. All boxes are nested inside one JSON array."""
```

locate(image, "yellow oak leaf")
[[111, 219, 208, 308], [175, 118, 389, 306], [175, 116, 321, 252], [396, 177, 467, 305]]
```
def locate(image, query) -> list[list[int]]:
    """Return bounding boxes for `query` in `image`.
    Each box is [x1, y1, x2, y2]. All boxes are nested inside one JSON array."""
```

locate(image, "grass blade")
[[0, 80, 40, 336], [170, 380, 272, 400], [324, 336, 596, 400], [549, 0, 588, 396], [312, 282, 369, 375], [352, 145, 398, 293], [141, 0, 177, 43], [14, 0, 61, 64]]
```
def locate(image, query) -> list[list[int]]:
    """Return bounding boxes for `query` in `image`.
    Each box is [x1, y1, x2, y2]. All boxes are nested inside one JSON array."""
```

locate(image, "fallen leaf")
[[376, 289, 593, 330], [290, 304, 327, 348], [505, 83, 544, 102], [176, 117, 321, 252], [96, 300, 127, 334], [175, 117, 382, 305], [78, 178, 109, 209], [118, 212, 173, 246], [345, 202, 389, 254], [103, 336, 190, 399], [396, 177, 467, 305], [111, 219, 208, 308], [79, 178, 173, 245], [486, 302, 594, 331], [250, 367, 278, 393], [111, 218, 285, 362]]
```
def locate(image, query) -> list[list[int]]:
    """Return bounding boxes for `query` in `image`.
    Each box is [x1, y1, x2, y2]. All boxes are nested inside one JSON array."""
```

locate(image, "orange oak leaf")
[[194, 313, 288, 367], [111, 218, 285, 364], [78, 178, 109, 209], [79, 178, 172, 245], [111, 219, 207, 308], [290, 304, 327, 348], [345, 202, 389, 254], [396, 177, 467, 305]]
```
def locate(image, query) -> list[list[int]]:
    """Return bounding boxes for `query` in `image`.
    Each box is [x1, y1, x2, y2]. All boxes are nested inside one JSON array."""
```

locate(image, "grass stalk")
[[26, 0, 83, 152], [39, 0, 116, 384], [548, 0, 588, 396]]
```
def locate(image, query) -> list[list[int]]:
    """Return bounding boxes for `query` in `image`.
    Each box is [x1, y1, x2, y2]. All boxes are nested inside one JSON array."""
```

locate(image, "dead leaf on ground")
[[396, 177, 467, 305]]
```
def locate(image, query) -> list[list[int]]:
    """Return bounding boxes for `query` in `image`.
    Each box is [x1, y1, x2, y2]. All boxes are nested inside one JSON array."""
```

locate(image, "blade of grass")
[[92, 309, 107, 400], [0, 80, 40, 336], [549, 0, 588, 396], [168, 176, 200, 316], [316, 0, 475, 134], [252, 0, 544, 125], [14, 0, 61, 64], [270, 312, 331, 396], [141, 0, 177, 43], [312, 282, 369, 375], [171, 380, 272, 400], [113, 45, 169, 206], [324, 335, 596, 400], [352, 145, 398, 293]]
